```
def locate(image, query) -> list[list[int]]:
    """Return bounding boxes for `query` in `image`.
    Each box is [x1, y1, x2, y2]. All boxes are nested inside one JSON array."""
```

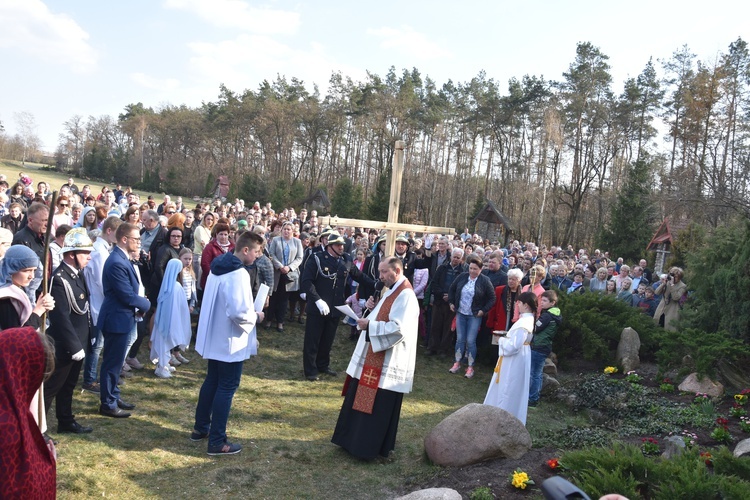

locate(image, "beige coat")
[[653, 280, 687, 331]]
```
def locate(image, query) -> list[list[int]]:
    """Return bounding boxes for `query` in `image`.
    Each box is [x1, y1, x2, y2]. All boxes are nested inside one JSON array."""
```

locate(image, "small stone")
[[662, 435, 686, 459], [543, 358, 557, 376], [541, 374, 560, 395], [734, 438, 750, 458], [395, 488, 462, 500]]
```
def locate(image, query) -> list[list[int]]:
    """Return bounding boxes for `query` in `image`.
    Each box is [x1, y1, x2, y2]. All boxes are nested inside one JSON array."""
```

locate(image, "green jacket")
[[532, 306, 562, 353]]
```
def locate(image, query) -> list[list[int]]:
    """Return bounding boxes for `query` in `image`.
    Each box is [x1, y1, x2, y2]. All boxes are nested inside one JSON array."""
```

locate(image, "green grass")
[[0, 159, 169, 204], [55, 320, 542, 499]]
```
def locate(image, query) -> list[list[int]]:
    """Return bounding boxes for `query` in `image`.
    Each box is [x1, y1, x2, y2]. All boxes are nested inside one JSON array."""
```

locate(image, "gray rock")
[[543, 358, 558, 376], [718, 360, 750, 391], [734, 438, 750, 458], [662, 435, 686, 459], [616, 327, 641, 373], [678, 373, 724, 398], [424, 403, 532, 467], [396, 488, 462, 500], [541, 374, 560, 395]]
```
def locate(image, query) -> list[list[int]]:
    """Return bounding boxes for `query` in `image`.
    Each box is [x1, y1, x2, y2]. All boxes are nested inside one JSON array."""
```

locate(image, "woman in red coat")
[[200, 222, 235, 290]]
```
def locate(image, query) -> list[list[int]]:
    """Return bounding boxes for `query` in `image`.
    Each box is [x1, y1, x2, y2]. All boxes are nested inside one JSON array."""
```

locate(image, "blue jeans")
[[454, 312, 482, 366], [529, 349, 547, 403], [194, 359, 244, 447], [83, 326, 104, 385]]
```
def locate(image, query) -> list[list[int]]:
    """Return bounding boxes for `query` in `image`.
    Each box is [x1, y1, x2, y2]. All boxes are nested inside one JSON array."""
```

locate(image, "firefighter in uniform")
[[44, 228, 95, 434], [300, 231, 372, 381]]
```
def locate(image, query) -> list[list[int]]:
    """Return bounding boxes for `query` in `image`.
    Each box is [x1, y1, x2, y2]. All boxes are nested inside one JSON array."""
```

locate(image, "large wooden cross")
[[319, 140, 455, 256]]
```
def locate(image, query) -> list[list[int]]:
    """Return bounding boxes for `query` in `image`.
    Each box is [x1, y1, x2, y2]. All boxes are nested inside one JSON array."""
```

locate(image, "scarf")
[[0, 327, 56, 498], [352, 278, 412, 414]]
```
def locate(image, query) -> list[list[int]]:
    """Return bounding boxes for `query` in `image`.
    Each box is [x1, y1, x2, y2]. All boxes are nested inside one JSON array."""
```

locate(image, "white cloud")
[[164, 0, 300, 34], [0, 0, 97, 72], [130, 72, 181, 91], [367, 25, 452, 60], [184, 34, 366, 95]]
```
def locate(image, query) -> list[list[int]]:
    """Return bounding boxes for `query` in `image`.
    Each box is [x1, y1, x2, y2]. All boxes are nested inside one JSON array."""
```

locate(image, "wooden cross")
[[320, 140, 455, 256]]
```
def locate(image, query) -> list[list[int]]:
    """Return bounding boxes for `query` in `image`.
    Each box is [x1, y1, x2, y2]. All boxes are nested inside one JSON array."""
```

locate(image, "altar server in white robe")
[[332, 256, 420, 460], [483, 291, 537, 425]]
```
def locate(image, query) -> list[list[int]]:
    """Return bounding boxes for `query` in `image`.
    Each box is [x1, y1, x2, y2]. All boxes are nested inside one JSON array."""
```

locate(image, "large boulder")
[[616, 327, 641, 373], [395, 488, 462, 500], [734, 438, 750, 458], [424, 403, 531, 467], [678, 373, 724, 398]]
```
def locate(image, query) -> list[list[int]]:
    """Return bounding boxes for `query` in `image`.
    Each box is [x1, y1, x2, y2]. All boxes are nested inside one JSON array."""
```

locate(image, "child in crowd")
[[169, 248, 197, 366], [638, 286, 658, 317], [529, 290, 562, 407], [151, 259, 192, 379], [344, 288, 365, 341]]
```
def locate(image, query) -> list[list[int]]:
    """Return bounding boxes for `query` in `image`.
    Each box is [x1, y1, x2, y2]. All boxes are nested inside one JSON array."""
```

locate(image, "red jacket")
[[200, 239, 235, 289]]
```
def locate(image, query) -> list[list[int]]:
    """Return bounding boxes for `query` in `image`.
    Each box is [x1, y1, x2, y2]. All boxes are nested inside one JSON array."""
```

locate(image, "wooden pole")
[[385, 140, 405, 257], [40, 190, 58, 335]]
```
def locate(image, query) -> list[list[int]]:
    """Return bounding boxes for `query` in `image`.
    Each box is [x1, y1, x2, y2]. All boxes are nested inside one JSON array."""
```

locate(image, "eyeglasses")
[[166, 211, 175, 215], [59, 203, 68, 207], [127, 236, 141, 241]]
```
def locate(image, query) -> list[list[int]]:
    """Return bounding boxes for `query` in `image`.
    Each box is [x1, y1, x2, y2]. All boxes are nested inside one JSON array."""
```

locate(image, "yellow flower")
[[604, 366, 618, 374], [511, 471, 530, 489]]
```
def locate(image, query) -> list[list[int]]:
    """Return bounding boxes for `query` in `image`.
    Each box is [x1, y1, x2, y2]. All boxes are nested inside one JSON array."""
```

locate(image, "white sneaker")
[[154, 366, 172, 378], [168, 365, 176, 373], [121, 362, 132, 372], [169, 354, 182, 366], [174, 352, 190, 364]]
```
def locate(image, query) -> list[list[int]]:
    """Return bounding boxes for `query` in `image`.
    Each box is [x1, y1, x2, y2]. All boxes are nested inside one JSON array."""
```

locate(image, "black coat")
[[47, 263, 92, 359], [448, 272, 496, 316]]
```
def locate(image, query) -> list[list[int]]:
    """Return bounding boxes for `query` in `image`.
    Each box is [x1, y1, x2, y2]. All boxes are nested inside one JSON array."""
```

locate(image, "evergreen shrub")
[[554, 292, 662, 364], [561, 444, 750, 500]]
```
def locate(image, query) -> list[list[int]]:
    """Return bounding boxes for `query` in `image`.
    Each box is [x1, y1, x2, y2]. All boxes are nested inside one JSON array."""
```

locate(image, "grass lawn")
[[51, 317, 565, 499], [0, 159, 170, 205]]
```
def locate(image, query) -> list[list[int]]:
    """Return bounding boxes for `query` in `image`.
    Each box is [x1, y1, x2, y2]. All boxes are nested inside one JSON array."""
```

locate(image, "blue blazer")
[[97, 246, 152, 334]]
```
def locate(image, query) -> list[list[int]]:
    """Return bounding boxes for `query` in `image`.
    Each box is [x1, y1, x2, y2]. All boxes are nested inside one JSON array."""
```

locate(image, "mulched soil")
[[405, 365, 749, 499]]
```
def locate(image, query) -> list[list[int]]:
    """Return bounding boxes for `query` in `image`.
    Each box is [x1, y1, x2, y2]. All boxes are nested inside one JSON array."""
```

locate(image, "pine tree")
[[331, 178, 363, 217], [367, 166, 391, 221], [597, 159, 656, 262]]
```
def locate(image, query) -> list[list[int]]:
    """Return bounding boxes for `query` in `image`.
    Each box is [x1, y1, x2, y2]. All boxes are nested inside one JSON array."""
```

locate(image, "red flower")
[[700, 451, 713, 466], [546, 458, 559, 470], [716, 417, 729, 428]]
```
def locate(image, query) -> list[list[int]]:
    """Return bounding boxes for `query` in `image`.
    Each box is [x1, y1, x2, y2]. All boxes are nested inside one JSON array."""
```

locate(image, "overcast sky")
[[1, 0, 748, 152]]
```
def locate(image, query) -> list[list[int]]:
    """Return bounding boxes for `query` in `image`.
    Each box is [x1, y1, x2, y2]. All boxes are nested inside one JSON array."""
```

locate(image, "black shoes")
[[58, 421, 93, 434], [321, 368, 338, 377], [306, 375, 319, 381], [99, 405, 131, 418], [190, 430, 209, 442], [117, 399, 136, 410], [81, 382, 100, 394], [207, 441, 242, 456]]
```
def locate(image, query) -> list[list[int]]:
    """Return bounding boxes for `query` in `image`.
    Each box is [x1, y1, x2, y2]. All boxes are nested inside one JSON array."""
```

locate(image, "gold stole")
[[352, 279, 412, 414]]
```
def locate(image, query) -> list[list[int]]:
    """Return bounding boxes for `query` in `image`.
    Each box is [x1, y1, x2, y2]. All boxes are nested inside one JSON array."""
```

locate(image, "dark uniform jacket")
[[47, 262, 92, 359], [301, 249, 373, 318]]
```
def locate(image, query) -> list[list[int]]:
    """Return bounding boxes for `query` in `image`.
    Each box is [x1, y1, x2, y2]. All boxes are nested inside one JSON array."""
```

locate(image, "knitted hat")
[[0, 245, 39, 285]]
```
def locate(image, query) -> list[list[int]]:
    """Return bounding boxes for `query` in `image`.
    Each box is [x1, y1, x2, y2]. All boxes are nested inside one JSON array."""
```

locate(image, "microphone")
[[363, 287, 381, 318]]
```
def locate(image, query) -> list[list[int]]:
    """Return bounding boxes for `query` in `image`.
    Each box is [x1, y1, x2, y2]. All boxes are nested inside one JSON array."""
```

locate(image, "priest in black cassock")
[[332, 257, 420, 460]]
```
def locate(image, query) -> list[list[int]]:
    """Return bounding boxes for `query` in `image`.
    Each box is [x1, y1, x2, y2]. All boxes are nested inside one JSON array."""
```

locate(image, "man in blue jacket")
[[98, 223, 152, 418]]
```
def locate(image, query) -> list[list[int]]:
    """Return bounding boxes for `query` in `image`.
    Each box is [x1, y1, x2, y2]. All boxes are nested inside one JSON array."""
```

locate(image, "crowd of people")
[[0, 171, 688, 494]]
